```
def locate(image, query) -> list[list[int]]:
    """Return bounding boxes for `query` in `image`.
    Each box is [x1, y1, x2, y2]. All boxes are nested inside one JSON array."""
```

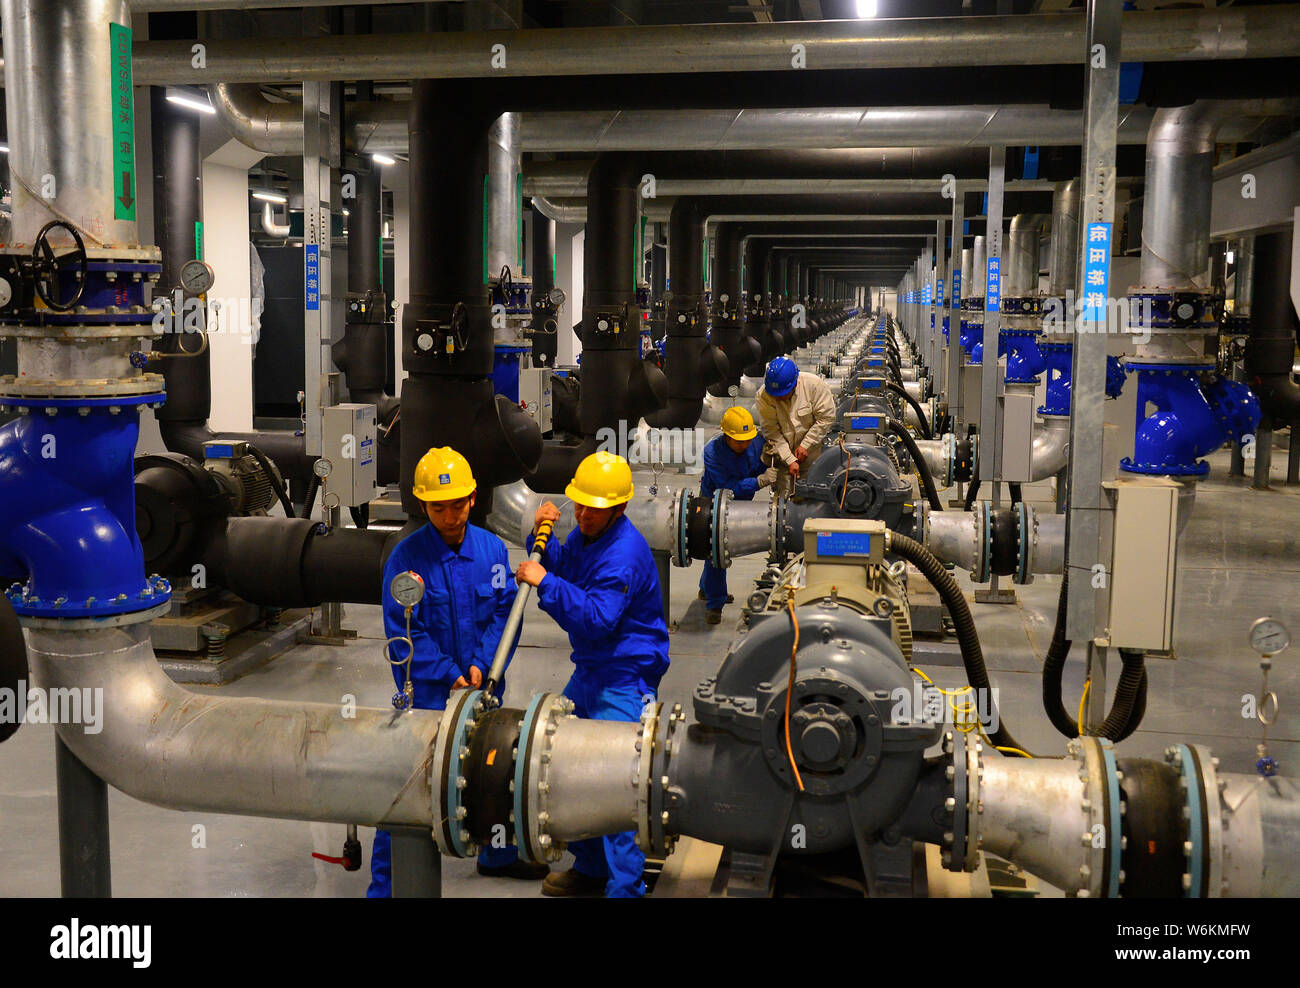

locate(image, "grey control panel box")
[[322, 403, 377, 507]]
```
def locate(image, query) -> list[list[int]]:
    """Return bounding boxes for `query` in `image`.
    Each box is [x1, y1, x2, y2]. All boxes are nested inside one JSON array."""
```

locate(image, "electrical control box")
[[518, 367, 553, 433], [960, 365, 983, 430], [998, 388, 1036, 483], [803, 518, 886, 587], [321, 403, 377, 508], [1099, 476, 1180, 650]]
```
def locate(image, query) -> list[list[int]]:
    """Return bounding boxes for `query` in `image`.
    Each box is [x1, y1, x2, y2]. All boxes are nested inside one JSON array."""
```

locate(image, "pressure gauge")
[[389, 570, 426, 609], [1249, 617, 1290, 656], [547, 287, 566, 307], [179, 259, 215, 295], [313, 458, 333, 479], [0, 277, 12, 308]]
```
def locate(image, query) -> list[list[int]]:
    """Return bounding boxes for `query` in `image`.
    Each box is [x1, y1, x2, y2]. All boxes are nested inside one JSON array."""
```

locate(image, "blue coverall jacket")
[[367, 521, 519, 897], [534, 512, 670, 896], [698, 433, 767, 609]]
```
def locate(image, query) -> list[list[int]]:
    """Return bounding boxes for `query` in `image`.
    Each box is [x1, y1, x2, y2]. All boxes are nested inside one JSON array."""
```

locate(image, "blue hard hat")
[[765, 356, 799, 398]]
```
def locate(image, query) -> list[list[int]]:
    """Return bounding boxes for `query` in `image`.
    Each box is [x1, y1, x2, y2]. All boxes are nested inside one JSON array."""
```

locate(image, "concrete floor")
[[1, 441, 1297, 897]]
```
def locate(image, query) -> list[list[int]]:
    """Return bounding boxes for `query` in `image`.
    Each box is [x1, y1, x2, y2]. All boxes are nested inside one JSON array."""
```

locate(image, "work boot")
[[697, 590, 734, 604], [706, 609, 722, 625], [542, 868, 607, 897], [477, 859, 551, 881]]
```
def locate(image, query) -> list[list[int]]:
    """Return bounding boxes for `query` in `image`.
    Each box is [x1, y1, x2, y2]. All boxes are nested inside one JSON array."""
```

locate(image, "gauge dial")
[[547, 287, 566, 307], [180, 259, 215, 295], [389, 570, 426, 609], [1249, 617, 1290, 656], [0, 278, 12, 308], [313, 458, 333, 479]]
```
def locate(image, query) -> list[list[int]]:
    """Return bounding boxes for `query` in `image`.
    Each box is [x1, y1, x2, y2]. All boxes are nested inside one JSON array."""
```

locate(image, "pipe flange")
[[1066, 736, 1116, 898], [633, 701, 661, 852], [1196, 745, 1225, 898], [1164, 743, 1215, 897], [971, 501, 991, 584], [671, 488, 691, 568], [14, 597, 171, 630], [914, 499, 930, 547], [511, 693, 548, 864], [520, 691, 576, 864], [1099, 738, 1124, 897], [943, 730, 967, 872], [430, 688, 483, 858], [1014, 501, 1035, 585], [649, 702, 685, 855], [711, 488, 733, 569], [964, 733, 984, 872]]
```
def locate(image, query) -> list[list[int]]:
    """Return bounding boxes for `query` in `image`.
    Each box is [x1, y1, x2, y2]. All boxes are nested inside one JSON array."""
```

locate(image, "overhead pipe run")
[[135, 8, 1300, 84]]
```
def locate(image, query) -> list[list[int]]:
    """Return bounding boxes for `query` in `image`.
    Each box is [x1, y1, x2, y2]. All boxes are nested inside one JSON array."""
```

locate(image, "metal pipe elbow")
[[1030, 414, 1071, 482], [26, 624, 441, 827]]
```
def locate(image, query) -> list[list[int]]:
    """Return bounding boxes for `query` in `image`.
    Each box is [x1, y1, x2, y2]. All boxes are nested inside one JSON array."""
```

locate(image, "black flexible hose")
[[1042, 572, 1078, 738], [300, 474, 321, 519], [886, 382, 932, 439], [1099, 652, 1148, 741], [246, 444, 295, 519], [1042, 573, 1149, 740], [886, 531, 1030, 756], [886, 419, 943, 512], [963, 477, 981, 511], [1008, 482, 1022, 505]]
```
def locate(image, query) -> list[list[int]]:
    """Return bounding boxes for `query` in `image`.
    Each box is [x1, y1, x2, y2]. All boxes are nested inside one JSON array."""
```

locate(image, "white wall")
[[554, 222, 584, 365], [200, 158, 256, 432]]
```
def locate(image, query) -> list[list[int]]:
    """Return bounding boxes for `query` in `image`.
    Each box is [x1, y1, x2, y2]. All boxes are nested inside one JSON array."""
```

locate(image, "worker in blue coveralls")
[[368, 446, 549, 897], [698, 406, 776, 625], [516, 450, 671, 898]]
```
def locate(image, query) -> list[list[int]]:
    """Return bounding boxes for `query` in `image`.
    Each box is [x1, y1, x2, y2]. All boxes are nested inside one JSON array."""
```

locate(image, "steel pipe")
[[135, 9, 1300, 85], [1047, 178, 1080, 298], [27, 624, 441, 827], [1139, 102, 1221, 291]]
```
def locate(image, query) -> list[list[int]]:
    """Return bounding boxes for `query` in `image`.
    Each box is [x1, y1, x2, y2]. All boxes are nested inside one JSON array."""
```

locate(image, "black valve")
[[31, 220, 88, 313]]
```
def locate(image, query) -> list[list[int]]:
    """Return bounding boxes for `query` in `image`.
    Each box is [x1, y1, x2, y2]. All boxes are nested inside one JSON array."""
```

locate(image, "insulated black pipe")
[[403, 81, 542, 515], [645, 197, 725, 428], [151, 87, 314, 482], [150, 87, 210, 426], [1246, 229, 1300, 427], [202, 516, 397, 606], [743, 237, 773, 376], [708, 222, 750, 395], [347, 164, 382, 294]]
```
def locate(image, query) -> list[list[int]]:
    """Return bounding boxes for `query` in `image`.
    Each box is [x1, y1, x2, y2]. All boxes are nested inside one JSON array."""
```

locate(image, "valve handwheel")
[[31, 220, 88, 312]]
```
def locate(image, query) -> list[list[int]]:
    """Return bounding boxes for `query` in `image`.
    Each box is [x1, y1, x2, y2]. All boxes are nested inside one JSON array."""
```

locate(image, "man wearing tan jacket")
[[756, 356, 838, 498]]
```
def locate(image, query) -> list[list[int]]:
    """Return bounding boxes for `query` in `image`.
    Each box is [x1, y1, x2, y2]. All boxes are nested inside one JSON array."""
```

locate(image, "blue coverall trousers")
[[698, 561, 729, 611]]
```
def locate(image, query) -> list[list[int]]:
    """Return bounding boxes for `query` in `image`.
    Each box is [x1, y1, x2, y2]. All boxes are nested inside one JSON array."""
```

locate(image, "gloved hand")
[[756, 467, 778, 489]]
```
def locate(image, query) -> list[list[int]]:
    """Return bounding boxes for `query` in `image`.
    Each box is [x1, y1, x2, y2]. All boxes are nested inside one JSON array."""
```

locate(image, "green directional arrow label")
[[110, 22, 136, 222]]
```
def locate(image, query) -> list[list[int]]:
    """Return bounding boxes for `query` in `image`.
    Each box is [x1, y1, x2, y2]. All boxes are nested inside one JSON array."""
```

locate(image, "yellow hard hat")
[[413, 446, 476, 501], [720, 406, 758, 441], [566, 451, 634, 508]]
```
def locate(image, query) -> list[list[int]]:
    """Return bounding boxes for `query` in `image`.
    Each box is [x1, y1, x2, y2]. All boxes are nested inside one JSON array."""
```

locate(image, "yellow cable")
[[784, 599, 806, 792], [977, 721, 1034, 759], [1077, 679, 1092, 737]]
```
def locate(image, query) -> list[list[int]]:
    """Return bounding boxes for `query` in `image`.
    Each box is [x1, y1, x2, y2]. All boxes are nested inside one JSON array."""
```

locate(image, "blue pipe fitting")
[[0, 400, 171, 618], [1038, 342, 1073, 415], [960, 319, 983, 358], [942, 315, 950, 344], [1201, 374, 1261, 446], [1003, 330, 1046, 384], [1105, 355, 1126, 398], [1120, 363, 1257, 477]]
